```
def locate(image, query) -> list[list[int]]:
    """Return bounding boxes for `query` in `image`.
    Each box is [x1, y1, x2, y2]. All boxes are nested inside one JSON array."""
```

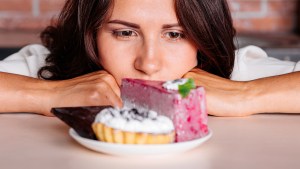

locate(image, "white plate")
[[69, 128, 212, 156]]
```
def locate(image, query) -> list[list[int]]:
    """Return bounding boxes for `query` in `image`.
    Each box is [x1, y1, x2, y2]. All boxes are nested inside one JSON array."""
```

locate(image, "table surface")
[[1, 113, 300, 169]]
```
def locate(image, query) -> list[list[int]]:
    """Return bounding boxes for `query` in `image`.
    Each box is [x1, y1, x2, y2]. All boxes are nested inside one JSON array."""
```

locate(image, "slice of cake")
[[121, 78, 208, 142], [92, 107, 175, 144]]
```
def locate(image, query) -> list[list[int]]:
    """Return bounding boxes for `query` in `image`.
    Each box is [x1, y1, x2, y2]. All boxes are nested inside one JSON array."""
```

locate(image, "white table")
[[1, 113, 300, 169]]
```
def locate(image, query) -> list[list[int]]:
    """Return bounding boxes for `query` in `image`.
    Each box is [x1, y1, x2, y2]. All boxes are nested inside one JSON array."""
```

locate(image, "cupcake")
[[92, 107, 175, 144]]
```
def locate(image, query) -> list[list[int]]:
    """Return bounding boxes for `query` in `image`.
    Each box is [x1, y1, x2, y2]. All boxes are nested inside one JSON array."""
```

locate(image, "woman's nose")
[[134, 38, 162, 76]]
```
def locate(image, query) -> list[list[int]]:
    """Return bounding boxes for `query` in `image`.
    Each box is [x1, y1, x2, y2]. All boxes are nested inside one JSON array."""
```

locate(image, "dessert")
[[121, 78, 208, 142], [92, 107, 175, 144], [52, 78, 208, 144]]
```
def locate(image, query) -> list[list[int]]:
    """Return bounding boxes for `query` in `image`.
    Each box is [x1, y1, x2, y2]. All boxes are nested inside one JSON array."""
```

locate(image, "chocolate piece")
[[51, 106, 111, 139]]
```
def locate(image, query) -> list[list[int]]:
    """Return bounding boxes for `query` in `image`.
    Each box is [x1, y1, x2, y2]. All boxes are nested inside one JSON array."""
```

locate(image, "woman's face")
[[97, 0, 197, 85]]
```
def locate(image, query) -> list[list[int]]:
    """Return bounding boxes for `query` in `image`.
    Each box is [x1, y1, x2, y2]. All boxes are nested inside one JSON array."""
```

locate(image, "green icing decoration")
[[178, 78, 196, 98]]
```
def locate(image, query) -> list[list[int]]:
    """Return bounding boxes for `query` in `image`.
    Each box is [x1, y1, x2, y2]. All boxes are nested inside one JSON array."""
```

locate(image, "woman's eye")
[[164, 32, 185, 41], [113, 30, 137, 39]]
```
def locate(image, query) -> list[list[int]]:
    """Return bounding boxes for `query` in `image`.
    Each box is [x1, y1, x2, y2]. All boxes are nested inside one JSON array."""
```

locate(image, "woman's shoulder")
[[231, 45, 298, 81], [4, 44, 49, 61], [0, 44, 49, 78], [235, 45, 268, 60]]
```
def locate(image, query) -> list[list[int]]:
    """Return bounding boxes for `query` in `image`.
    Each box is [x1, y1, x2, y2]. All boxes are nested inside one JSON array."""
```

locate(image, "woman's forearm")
[[184, 68, 300, 116], [247, 71, 300, 114], [0, 72, 52, 115], [0, 71, 122, 116]]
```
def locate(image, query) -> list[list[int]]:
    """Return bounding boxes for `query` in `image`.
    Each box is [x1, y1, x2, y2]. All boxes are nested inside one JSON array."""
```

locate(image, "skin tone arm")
[[184, 68, 300, 116], [0, 71, 122, 116], [1, 68, 299, 117]]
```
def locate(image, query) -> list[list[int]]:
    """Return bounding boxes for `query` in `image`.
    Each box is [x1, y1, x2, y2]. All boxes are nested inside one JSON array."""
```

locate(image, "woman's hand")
[[44, 71, 122, 116], [183, 68, 256, 117]]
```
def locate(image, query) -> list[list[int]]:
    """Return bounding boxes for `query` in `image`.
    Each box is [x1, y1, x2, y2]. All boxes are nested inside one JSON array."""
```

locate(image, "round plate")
[[69, 128, 212, 156]]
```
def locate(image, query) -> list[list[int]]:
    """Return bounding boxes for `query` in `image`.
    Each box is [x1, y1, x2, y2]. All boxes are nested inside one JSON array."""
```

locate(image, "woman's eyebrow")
[[107, 20, 140, 28], [107, 20, 182, 29], [162, 24, 181, 29]]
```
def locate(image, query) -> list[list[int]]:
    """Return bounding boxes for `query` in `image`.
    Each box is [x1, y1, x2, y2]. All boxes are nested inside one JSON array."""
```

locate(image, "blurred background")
[[0, 0, 299, 60]]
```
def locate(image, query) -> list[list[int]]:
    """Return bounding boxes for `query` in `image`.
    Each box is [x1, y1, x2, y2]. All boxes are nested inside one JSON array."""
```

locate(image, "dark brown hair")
[[175, 0, 236, 78], [39, 0, 236, 80]]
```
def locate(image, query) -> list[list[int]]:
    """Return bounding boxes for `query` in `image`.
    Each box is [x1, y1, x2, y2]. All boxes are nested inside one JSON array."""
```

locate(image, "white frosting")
[[94, 107, 174, 134], [162, 78, 188, 90]]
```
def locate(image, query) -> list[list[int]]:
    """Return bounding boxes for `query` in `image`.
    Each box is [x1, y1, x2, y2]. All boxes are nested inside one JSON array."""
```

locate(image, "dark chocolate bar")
[[51, 106, 111, 139]]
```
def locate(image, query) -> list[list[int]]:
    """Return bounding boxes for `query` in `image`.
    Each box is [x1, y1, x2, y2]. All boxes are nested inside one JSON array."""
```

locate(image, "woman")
[[0, 0, 299, 116]]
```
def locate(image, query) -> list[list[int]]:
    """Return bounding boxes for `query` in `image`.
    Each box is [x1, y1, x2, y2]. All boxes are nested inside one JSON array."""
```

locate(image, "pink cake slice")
[[121, 78, 208, 142]]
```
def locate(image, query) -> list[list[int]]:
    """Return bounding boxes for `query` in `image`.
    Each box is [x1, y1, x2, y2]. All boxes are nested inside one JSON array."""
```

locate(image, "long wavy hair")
[[38, 0, 236, 80]]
